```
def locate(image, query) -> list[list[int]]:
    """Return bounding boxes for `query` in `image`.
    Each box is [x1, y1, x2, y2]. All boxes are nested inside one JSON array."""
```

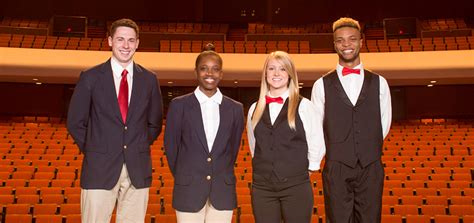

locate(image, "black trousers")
[[251, 172, 313, 223], [323, 160, 385, 223]]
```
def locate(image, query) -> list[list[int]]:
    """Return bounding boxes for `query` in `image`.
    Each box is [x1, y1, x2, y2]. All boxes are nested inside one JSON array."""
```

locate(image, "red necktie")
[[265, 95, 284, 104], [342, 67, 361, 76], [118, 69, 128, 123]]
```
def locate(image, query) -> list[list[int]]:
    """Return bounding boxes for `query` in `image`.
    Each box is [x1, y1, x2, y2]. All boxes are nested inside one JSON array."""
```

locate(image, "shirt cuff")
[[308, 162, 321, 171]]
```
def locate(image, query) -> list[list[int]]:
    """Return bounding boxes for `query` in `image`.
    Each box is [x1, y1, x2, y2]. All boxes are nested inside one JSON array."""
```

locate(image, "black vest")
[[252, 98, 309, 181], [323, 70, 383, 168]]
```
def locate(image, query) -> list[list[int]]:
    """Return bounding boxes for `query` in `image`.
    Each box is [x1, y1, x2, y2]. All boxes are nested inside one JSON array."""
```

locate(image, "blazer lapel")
[[355, 70, 373, 107], [100, 59, 123, 123], [126, 63, 145, 123], [189, 95, 210, 153], [210, 98, 232, 155]]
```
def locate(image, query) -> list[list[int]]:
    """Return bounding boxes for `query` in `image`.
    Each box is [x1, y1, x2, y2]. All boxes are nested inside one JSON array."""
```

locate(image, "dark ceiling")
[[2, 0, 473, 24]]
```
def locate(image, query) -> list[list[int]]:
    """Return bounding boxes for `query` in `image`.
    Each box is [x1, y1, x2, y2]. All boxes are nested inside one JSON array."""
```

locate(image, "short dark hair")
[[195, 43, 223, 69], [109, 18, 139, 38], [332, 17, 361, 33]]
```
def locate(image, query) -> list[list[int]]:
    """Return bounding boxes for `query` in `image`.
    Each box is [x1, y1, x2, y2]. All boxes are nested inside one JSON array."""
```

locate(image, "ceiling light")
[[427, 84, 433, 87], [430, 80, 437, 84]]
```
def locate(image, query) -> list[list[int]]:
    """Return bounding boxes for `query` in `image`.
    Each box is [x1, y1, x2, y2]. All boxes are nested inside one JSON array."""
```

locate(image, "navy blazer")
[[67, 59, 163, 189], [164, 92, 244, 212]]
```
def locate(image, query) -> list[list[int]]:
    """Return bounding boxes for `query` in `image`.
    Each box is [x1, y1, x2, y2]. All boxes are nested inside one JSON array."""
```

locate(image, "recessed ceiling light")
[[430, 80, 437, 84], [298, 82, 304, 85], [32, 78, 39, 81], [234, 80, 238, 84], [167, 81, 173, 84], [35, 82, 42, 85], [427, 84, 433, 87]]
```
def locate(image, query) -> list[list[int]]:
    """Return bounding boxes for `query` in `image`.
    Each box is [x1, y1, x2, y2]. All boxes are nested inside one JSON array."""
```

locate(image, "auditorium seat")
[[400, 195, 423, 205], [60, 203, 81, 215], [35, 214, 63, 223], [146, 203, 161, 216], [33, 203, 57, 214], [5, 214, 33, 223], [239, 214, 256, 223], [433, 215, 459, 223], [439, 188, 463, 197], [405, 215, 431, 223], [421, 205, 446, 216], [449, 205, 474, 216], [154, 214, 177, 223], [463, 215, 474, 223], [425, 195, 448, 206], [41, 194, 64, 204], [381, 214, 402, 223], [5, 203, 30, 214]]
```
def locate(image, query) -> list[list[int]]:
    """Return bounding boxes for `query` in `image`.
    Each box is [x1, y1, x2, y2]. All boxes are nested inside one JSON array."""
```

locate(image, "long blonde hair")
[[251, 51, 300, 131]]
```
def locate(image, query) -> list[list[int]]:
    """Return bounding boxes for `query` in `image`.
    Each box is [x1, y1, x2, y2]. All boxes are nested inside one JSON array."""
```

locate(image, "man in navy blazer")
[[164, 46, 244, 222], [67, 18, 163, 223]]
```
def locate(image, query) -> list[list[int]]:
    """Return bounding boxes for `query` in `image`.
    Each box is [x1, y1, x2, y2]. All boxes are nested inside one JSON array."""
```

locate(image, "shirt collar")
[[111, 57, 134, 79], [268, 89, 289, 101], [194, 86, 223, 105], [336, 63, 364, 77]]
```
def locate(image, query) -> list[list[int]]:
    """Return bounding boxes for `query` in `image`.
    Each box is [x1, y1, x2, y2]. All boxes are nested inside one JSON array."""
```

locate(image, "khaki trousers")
[[176, 199, 233, 223], [81, 164, 149, 223]]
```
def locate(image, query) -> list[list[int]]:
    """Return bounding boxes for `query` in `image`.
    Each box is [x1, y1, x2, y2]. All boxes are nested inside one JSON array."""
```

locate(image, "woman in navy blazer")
[[164, 44, 244, 223]]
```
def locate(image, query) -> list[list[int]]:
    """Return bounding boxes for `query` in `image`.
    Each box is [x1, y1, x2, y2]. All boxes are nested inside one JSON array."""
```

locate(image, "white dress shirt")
[[247, 90, 326, 171], [311, 63, 392, 139], [111, 57, 134, 105], [194, 87, 222, 152]]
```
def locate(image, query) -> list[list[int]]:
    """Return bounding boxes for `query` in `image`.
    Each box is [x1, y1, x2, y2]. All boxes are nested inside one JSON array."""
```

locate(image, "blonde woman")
[[247, 51, 325, 223]]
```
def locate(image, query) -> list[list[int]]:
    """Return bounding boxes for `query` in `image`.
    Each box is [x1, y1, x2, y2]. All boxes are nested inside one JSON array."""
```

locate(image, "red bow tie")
[[342, 67, 361, 76], [265, 95, 284, 104]]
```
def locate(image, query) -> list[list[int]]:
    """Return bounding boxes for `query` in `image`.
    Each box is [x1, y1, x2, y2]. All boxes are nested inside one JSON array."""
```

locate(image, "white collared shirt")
[[247, 90, 326, 171], [111, 57, 134, 105], [194, 87, 223, 152], [267, 91, 289, 125], [336, 63, 365, 106], [311, 63, 392, 139]]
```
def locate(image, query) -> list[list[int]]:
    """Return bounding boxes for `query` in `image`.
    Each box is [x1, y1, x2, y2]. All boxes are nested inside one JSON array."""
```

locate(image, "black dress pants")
[[323, 160, 385, 223], [252, 172, 313, 223]]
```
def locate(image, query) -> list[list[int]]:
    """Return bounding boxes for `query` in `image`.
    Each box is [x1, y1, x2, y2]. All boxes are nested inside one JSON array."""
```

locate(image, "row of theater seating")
[[159, 40, 311, 54], [0, 18, 256, 36], [1, 33, 473, 53], [248, 23, 333, 34], [0, 34, 312, 53], [1, 17, 468, 34], [0, 117, 473, 223], [0, 34, 109, 51], [362, 36, 473, 52], [421, 18, 468, 31], [248, 18, 469, 34], [136, 22, 229, 34], [0, 18, 49, 29]]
